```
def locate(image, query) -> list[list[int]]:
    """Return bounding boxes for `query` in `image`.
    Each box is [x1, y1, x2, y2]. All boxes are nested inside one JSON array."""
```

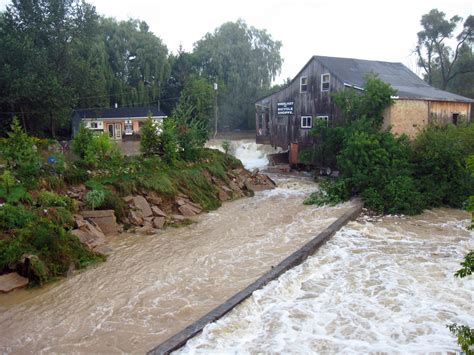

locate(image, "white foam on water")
[[206, 139, 280, 171], [178, 215, 474, 354]]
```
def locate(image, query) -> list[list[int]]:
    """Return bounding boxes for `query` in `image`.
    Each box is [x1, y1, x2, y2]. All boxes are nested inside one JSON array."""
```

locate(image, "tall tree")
[[194, 20, 282, 130], [0, 0, 103, 136], [99, 18, 170, 108], [416, 9, 474, 89]]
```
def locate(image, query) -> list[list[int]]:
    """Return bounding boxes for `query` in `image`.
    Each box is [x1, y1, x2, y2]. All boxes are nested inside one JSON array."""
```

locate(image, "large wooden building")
[[255, 56, 473, 157]]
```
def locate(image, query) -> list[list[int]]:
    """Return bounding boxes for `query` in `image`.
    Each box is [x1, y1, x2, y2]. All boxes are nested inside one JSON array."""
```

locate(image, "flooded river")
[[0, 141, 472, 354], [179, 209, 474, 354], [0, 141, 354, 353]]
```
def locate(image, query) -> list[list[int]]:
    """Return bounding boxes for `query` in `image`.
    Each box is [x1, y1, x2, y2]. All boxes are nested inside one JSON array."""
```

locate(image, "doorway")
[[107, 123, 122, 140]]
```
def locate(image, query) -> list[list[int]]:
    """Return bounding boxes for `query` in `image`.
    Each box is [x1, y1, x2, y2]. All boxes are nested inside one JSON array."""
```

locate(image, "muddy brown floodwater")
[[0, 173, 356, 354]]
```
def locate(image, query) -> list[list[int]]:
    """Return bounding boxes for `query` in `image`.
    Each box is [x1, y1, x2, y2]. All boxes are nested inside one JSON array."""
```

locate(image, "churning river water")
[[0, 140, 472, 354]]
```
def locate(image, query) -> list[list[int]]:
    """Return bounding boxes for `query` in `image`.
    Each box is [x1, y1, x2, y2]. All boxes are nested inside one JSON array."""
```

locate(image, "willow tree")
[[193, 20, 282, 130]]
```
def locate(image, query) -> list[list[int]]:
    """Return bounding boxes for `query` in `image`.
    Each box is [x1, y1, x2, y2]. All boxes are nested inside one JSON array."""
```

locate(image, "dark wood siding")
[[256, 58, 345, 149]]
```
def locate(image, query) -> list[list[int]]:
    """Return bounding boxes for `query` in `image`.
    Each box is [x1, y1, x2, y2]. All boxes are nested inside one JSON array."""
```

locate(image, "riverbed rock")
[[132, 196, 153, 217], [178, 204, 198, 217], [151, 205, 167, 218], [71, 218, 106, 250], [218, 188, 230, 201], [136, 224, 156, 235], [152, 217, 166, 229], [0, 273, 29, 293], [129, 210, 144, 226], [80, 210, 118, 235], [146, 193, 162, 206]]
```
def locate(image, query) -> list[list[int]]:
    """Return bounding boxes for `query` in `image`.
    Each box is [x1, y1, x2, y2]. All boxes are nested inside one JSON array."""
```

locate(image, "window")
[[300, 76, 308, 93], [90, 122, 98, 129], [301, 116, 312, 128], [321, 73, 330, 92], [317, 115, 330, 126]]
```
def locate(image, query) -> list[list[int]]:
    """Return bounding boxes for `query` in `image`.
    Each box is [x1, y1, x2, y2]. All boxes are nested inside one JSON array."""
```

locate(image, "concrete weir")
[[148, 200, 363, 355]]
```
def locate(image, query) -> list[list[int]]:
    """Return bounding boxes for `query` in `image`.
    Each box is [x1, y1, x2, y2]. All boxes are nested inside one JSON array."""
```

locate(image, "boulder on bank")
[[0, 273, 29, 293], [80, 210, 118, 235], [132, 196, 153, 217], [71, 215, 107, 250]]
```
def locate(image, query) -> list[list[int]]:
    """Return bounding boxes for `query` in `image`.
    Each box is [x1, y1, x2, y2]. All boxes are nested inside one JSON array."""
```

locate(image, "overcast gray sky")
[[1, 0, 472, 83]]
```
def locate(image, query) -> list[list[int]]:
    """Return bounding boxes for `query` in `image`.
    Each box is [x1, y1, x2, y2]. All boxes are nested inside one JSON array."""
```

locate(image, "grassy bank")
[[0, 117, 244, 286]]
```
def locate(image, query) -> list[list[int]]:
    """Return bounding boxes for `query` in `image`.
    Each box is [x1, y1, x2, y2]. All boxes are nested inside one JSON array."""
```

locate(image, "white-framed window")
[[300, 76, 308, 93], [317, 115, 330, 126], [321, 73, 330, 92], [90, 122, 99, 129], [301, 115, 312, 128]]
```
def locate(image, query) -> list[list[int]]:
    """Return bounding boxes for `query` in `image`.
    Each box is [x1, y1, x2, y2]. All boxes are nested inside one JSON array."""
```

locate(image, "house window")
[[301, 116, 312, 128], [452, 113, 459, 125], [300, 76, 308, 93], [317, 115, 330, 126], [90, 122, 98, 129], [321, 73, 330, 92]]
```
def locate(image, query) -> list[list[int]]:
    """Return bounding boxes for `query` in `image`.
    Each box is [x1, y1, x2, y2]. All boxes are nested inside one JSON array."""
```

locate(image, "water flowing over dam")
[[178, 209, 474, 354], [0, 141, 472, 354]]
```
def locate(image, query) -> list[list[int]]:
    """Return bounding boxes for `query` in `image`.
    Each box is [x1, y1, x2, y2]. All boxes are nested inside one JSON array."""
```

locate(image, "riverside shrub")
[[304, 76, 474, 215]]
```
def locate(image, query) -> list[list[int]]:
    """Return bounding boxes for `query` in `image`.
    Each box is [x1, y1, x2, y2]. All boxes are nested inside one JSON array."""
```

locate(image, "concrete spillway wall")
[[148, 200, 363, 355]]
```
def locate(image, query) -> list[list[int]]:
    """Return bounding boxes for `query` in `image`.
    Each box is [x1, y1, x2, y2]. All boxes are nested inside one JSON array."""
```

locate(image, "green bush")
[[159, 118, 179, 165], [0, 204, 36, 230], [0, 117, 42, 184], [37, 191, 74, 210], [85, 190, 105, 210], [140, 116, 161, 156], [0, 237, 24, 271], [412, 124, 474, 208], [71, 123, 93, 159], [304, 179, 349, 206]]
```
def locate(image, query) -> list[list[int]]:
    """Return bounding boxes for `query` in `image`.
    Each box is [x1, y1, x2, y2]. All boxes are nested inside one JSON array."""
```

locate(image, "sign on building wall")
[[277, 101, 294, 115]]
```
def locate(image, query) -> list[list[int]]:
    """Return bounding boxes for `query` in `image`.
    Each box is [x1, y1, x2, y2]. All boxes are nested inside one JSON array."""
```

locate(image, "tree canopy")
[[193, 20, 282, 130], [416, 9, 474, 95]]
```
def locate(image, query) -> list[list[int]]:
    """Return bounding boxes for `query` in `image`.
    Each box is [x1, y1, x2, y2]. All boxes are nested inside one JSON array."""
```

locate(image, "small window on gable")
[[321, 73, 330, 92], [317, 115, 330, 126], [300, 76, 308, 93], [301, 116, 312, 128]]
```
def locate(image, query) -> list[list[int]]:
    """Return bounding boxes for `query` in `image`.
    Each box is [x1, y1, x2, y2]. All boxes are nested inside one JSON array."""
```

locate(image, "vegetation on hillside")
[[0, 109, 242, 286]]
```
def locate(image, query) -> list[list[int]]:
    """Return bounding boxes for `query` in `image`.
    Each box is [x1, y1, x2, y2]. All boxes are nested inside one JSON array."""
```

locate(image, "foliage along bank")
[[0, 112, 267, 287], [301, 76, 474, 216]]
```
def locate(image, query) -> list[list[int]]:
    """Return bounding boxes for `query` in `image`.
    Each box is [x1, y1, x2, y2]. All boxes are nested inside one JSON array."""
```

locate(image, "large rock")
[[151, 205, 167, 217], [71, 217, 106, 250], [152, 217, 166, 229], [147, 193, 162, 206], [129, 210, 144, 226], [178, 204, 198, 217], [132, 196, 153, 217], [0, 273, 29, 293], [218, 188, 230, 201], [80, 210, 118, 235]]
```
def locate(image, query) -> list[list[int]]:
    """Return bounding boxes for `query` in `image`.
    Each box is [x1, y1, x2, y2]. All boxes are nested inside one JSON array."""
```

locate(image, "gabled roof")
[[313, 55, 473, 103], [256, 55, 473, 103], [74, 106, 167, 119]]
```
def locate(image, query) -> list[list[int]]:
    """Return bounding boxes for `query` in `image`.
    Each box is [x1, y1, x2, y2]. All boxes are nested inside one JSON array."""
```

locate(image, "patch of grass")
[[171, 167, 220, 211]]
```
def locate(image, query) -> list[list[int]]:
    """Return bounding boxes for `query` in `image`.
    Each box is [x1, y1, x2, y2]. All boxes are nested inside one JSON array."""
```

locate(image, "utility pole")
[[213, 82, 218, 138]]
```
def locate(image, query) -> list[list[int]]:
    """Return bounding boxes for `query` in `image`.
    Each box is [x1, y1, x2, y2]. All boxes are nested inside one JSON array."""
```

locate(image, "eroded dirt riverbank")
[[0, 174, 356, 353]]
